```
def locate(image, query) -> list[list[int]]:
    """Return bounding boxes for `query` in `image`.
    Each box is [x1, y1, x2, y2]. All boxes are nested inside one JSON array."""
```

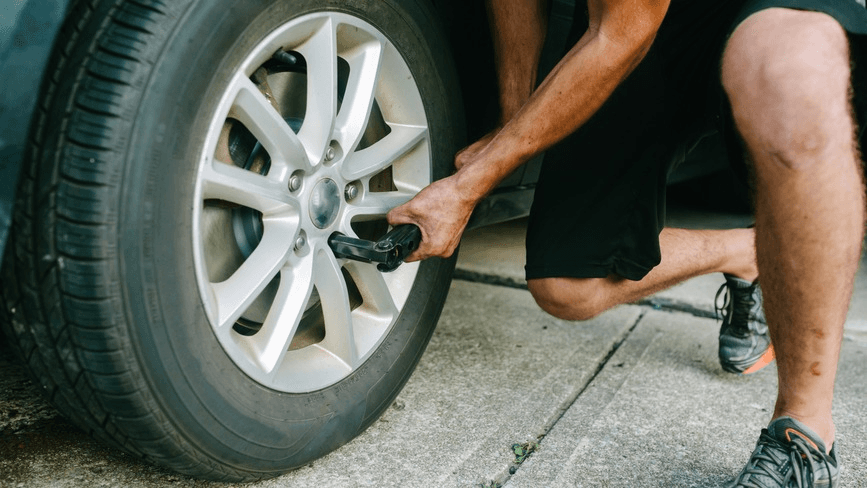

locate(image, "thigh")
[[525, 43, 674, 282]]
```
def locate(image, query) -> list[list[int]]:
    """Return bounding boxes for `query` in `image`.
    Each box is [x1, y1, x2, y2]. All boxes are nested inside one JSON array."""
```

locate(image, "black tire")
[[1, 0, 462, 481]]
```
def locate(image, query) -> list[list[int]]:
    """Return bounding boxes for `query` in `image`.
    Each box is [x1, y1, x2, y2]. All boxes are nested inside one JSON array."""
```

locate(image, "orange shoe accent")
[[784, 427, 820, 453], [742, 345, 776, 374]]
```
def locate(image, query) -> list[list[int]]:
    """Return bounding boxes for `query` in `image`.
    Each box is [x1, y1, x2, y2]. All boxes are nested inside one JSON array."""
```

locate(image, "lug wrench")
[[328, 224, 422, 272]]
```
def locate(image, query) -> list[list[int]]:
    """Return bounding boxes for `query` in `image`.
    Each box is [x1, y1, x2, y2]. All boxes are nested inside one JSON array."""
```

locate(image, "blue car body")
[[0, 0, 72, 258]]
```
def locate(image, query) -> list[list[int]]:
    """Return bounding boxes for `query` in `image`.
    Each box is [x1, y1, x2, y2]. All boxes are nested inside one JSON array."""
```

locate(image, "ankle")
[[773, 410, 836, 452], [722, 228, 758, 282]]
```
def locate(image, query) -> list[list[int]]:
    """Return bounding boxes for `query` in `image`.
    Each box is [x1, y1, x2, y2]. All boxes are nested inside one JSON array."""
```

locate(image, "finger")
[[409, 233, 459, 262], [386, 205, 413, 226], [403, 238, 433, 262], [406, 222, 452, 262], [403, 251, 424, 262]]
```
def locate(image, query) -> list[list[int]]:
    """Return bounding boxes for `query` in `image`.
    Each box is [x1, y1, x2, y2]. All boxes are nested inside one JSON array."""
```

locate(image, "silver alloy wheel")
[[192, 12, 430, 393]]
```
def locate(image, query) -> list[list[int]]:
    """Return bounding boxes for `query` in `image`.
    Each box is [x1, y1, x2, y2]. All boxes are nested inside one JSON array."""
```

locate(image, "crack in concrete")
[[453, 269, 529, 291], [452, 273, 719, 486], [636, 296, 717, 319], [487, 309, 649, 487], [453, 272, 717, 319]]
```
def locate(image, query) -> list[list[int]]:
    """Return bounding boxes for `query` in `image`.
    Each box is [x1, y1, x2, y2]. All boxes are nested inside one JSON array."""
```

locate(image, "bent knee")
[[527, 277, 609, 321], [721, 9, 852, 167], [722, 9, 850, 99]]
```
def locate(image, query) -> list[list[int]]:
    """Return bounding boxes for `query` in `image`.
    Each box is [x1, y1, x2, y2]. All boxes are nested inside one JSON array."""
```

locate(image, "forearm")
[[486, 0, 548, 125]]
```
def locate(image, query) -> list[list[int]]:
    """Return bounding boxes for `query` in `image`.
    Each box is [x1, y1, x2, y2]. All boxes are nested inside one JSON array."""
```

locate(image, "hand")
[[455, 128, 499, 171], [387, 174, 478, 262]]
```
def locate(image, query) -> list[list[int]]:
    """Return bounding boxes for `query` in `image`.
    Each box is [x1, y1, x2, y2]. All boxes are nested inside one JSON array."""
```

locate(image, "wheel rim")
[[192, 12, 431, 393]]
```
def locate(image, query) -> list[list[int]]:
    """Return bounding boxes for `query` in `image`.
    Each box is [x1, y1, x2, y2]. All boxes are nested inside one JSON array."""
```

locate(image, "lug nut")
[[344, 183, 359, 201], [294, 234, 307, 251], [288, 174, 302, 192], [325, 144, 337, 162]]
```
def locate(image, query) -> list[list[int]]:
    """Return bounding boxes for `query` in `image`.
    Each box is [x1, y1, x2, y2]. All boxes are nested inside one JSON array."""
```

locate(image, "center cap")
[[309, 178, 341, 229]]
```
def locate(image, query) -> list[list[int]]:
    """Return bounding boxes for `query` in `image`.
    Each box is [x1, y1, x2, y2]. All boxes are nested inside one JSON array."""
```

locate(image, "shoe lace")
[[715, 281, 758, 335], [714, 282, 732, 321], [737, 431, 834, 488]]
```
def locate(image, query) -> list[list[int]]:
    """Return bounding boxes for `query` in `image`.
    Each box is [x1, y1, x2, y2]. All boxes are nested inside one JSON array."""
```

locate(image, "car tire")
[[0, 0, 462, 481]]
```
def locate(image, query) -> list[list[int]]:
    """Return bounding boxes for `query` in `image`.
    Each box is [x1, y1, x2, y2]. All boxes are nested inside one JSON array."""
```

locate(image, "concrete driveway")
[[2, 203, 866, 487]]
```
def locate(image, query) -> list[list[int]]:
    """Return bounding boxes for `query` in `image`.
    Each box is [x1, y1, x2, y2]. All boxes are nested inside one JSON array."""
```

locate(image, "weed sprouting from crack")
[[512, 441, 540, 464]]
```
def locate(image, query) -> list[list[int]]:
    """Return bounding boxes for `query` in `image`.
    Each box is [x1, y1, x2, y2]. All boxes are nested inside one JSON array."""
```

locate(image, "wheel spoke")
[[344, 261, 397, 319], [245, 256, 315, 374], [333, 36, 384, 154], [341, 124, 427, 182], [201, 159, 298, 215], [295, 17, 337, 165], [313, 248, 357, 368], [230, 76, 311, 174], [210, 229, 296, 328]]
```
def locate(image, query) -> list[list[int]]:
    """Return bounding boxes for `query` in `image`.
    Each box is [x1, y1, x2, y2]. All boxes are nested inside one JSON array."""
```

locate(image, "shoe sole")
[[740, 345, 776, 375], [720, 344, 775, 374]]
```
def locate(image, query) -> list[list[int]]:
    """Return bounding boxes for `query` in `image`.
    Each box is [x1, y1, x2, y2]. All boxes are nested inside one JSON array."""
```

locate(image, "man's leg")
[[528, 227, 758, 320], [721, 8, 865, 450]]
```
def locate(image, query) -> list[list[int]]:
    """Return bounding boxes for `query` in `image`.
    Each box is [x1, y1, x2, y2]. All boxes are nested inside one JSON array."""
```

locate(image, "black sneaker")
[[730, 417, 839, 487], [716, 274, 774, 374]]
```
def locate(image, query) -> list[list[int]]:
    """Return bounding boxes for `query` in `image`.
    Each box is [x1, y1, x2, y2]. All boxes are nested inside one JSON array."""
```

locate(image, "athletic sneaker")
[[730, 417, 839, 487], [716, 274, 774, 374]]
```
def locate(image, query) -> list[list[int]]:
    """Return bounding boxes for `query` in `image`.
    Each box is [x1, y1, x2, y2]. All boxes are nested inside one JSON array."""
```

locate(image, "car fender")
[[0, 0, 72, 259]]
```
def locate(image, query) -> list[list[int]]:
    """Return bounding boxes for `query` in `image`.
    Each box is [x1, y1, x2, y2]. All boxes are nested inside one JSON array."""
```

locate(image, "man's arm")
[[388, 0, 672, 260]]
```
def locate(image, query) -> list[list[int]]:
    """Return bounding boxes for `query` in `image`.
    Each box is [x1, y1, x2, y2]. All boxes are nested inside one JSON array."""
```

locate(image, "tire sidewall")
[[119, 0, 460, 472]]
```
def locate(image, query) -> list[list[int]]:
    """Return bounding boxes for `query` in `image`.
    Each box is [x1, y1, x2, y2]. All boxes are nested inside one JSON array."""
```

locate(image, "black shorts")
[[524, 0, 867, 282]]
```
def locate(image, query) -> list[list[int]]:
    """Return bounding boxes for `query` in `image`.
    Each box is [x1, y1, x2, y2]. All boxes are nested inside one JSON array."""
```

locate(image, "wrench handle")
[[375, 224, 422, 272], [328, 224, 422, 273]]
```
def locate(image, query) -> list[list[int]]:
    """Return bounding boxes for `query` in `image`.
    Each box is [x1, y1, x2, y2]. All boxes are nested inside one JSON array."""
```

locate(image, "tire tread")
[[0, 0, 248, 481]]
